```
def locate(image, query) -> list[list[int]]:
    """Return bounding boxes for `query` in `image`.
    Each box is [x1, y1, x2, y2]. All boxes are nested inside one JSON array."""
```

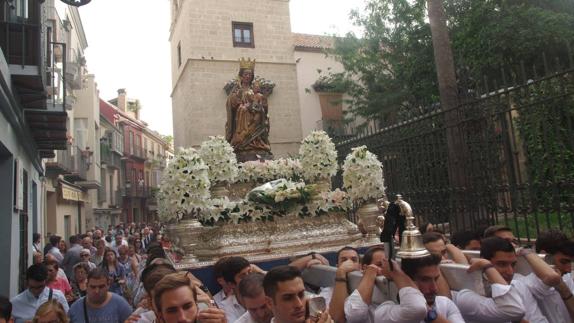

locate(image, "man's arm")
[[446, 244, 469, 265], [356, 265, 379, 305], [518, 249, 562, 287], [329, 259, 356, 323], [288, 253, 329, 271]]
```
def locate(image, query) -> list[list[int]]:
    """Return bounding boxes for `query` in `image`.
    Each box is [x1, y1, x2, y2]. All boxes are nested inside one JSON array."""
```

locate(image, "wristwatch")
[[425, 308, 438, 322]]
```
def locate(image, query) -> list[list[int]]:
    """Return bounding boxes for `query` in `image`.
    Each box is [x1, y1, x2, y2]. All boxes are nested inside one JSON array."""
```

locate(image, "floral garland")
[[199, 136, 238, 184], [299, 130, 338, 181], [158, 148, 210, 220], [236, 158, 302, 183], [342, 145, 385, 203]]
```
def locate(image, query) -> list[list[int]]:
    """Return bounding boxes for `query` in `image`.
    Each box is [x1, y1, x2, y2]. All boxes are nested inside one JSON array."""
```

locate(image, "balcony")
[[121, 185, 148, 198], [129, 145, 145, 160], [45, 146, 73, 176], [63, 146, 89, 182], [101, 143, 121, 169]]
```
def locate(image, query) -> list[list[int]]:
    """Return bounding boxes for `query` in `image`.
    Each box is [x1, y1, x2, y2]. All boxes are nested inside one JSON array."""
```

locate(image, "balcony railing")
[[45, 146, 73, 174], [0, 21, 41, 67], [101, 143, 121, 169], [121, 186, 148, 198], [130, 145, 145, 159]]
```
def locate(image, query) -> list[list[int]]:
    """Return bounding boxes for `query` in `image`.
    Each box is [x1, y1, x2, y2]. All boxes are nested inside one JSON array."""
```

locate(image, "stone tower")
[[169, 0, 303, 157]]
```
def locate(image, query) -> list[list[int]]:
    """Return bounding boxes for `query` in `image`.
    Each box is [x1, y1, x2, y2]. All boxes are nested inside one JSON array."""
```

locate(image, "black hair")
[[450, 230, 481, 249], [26, 263, 48, 282], [145, 244, 167, 267], [419, 222, 432, 234], [69, 234, 80, 244], [87, 268, 109, 282], [535, 230, 570, 254], [483, 225, 513, 238], [337, 246, 359, 262], [263, 266, 301, 300], [49, 235, 61, 247], [213, 257, 229, 279], [238, 272, 265, 299], [0, 296, 11, 320], [480, 236, 515, 260], [422, 231, 445, 245], [222, 256, 250, 284], [362, 246, 385, 266], [401, 253, 442, 279], [142, 264, 176, 293], [33, 233, 41, 244]]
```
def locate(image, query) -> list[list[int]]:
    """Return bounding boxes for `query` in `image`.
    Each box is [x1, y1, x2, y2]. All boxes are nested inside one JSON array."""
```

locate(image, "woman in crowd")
[[70, 262, 90, 301], [57, 239, 67, 258], [32, 299, 69, 323], [92, 238, 106, 266], [101, 247, 127, 296]]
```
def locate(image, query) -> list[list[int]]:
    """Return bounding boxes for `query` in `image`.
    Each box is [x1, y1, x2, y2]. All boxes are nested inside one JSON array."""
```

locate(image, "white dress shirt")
[[453, 283, 524, 323], [11, 287, 69, 323], [563, 273, 574, 292], [235, 311, 258, 323], [512, 274, 549, 323], [344, 287, 427, 323], [213, 289, 228, 309], [432, 296, 465, 323], [221, 294, 246, 323], [318, 286, 333, 307], [521, 272, 570, 323]]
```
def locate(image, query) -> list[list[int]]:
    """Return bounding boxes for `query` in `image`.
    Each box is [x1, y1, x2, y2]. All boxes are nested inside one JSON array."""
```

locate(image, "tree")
[[331, 0, 574, 125]]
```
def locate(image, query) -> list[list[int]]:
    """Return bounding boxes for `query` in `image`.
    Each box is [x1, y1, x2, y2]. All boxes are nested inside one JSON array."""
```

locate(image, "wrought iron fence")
[[335, 62, 574, 242]]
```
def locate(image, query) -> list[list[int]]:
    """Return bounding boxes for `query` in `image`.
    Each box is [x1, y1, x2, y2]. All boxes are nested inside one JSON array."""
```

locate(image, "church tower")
[[169, 0, 303, 156]]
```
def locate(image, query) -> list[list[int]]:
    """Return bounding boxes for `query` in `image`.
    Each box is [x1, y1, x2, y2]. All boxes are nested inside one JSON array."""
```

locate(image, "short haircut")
[[142, 264, 176, 293], [238, 272, 265, 299], [33, 233, 41, 243], [401, 253, 442, 279], [69, 235, 79, 244], [87, 268, 109, 282], [419, 222, 432, 234], [535, 230, 573, 255], [483, 225, 512, 238], [26, 264, 48, 282], [213, 257, 229, 279], [0, 296, 11, 320], [422, 231, 445, 245], [337, 246, 359, 261], [49, 235, 61, 246], [73, 262, 90, 274], [221, 256, 250, 284], [263, 266, 301, 300], [153, 272, 197, 313], [44, 259, 59, 270], [362, 246, 385, 266], [480, 236, 515, 260], [451, 230, 481, 249]]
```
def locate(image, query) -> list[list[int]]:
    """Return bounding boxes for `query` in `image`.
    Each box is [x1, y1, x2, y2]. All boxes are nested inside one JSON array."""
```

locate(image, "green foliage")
[[332, 0, 574, 125]]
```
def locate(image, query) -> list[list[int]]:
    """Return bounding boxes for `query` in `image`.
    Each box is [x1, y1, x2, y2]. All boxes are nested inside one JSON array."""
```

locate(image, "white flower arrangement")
[[236, 159, 302, 183], [342, 145, 385, 203], [196, 180, 351, 226], [299, 131, 338, 181], [199, 136, 238, 184], [158, 147, 211, 221]]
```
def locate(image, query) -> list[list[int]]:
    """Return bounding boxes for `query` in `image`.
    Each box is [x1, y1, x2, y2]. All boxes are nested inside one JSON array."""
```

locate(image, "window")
[[129, 131, 134, 155], [177, 42, 182, 67], [232, 22, 254, 48]]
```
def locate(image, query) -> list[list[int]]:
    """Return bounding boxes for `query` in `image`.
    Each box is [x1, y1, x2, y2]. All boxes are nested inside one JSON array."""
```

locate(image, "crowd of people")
[[0, 222, 573, 323]]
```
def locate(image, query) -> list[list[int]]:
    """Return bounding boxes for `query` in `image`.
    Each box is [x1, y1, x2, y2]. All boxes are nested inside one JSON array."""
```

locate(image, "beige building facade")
[[169, 0, 303, 157]]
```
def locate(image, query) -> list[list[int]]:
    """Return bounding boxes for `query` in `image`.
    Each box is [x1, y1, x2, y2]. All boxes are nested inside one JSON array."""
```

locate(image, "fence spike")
[[520, 60, 527, 85], [542, 52, 549, 76], [501, 66, 508, 89]]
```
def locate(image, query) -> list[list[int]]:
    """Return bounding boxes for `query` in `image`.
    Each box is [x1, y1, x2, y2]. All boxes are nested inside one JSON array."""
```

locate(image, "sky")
[[79, 0, 365, 137]]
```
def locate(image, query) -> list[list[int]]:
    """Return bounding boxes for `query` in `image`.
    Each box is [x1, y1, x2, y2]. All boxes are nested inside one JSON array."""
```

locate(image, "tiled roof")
[[293, 33, 335, 51]]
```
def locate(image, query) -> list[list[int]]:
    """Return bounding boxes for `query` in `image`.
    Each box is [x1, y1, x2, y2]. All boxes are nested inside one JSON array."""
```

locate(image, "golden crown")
[[239, 57, 256, 70]]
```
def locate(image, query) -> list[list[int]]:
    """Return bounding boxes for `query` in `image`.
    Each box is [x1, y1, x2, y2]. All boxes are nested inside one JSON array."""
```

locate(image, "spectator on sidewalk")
[[11, 264, 69, 323], [68, 268, 132, 322], [62, 235, 82, 279]]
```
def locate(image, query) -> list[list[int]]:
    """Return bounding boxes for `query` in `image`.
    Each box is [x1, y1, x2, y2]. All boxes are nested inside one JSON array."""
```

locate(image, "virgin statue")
[[225, 58, 273, 162]]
